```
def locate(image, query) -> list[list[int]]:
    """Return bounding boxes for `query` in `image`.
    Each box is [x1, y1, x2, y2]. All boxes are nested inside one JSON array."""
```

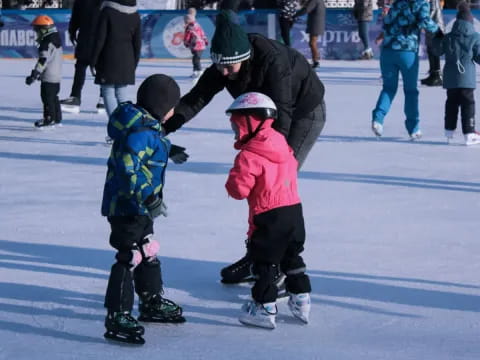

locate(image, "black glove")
[[162, 113, 186, 134], [169, 144, 189, 164], [25, 70, 40, 85], [145, 195, 168, 219]]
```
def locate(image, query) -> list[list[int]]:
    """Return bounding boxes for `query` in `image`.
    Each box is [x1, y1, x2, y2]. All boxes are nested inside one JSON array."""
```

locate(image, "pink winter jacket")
[[225, 117, 301, 237], [183, 22, 208, 52]]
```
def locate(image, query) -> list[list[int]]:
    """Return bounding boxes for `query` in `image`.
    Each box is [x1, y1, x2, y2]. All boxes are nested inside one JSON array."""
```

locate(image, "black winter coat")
[[69, 0, 102, 64], [172, 34, 324, 137], [90, 2, 141, 85]]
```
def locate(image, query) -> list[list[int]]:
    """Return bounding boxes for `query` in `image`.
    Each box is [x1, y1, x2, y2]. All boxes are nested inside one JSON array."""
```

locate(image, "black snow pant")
[[192, 50, 203, 72], [104, 216, 163, 312], [445, 88, 476, 134], [71, 60, 88, 100], [279, 17, 293, 47], [41, 81, 61, 124], [425, 32, 441, 74], [288, 100, 326, 169], [248, 203, 311, 304]]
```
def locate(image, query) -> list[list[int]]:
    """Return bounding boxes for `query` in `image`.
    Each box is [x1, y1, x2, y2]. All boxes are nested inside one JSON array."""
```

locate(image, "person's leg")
[[279, 17, 291, 46], [459, 88, 475, 134], [53, 82, 62, 124], [41, 82, 57, 123], [287, 100, 326, 169], [445, 88, 459, 132], [193, 50, 202, 71], [70, 60, 88, 100], [309, 34, 319, 66], [40, 82, 50, 122], [114, 85, 129, 107], [398, 51, 420, 135], [372, 48, 400, 125], [101, 85, 117, 117], [358, 21, 369, 50]]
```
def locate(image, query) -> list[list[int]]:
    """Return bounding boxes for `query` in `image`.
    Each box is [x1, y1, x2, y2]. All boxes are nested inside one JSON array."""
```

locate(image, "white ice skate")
[[60, 96, 80, 114], [288, 293, 311, 324], [409, 130, 422, 141], [464, 132, 480, 146], [372, 121, 383, 137], [445, 130, 454, 144], [239, 300, 277, 329], [361, 48, 373, 60]]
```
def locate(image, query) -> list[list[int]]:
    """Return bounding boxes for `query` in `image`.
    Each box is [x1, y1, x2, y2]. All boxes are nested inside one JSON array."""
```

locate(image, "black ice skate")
[[420, 71, 442, 87], [138, 293, 186, 323], [104, 311, 145, 345], [60, 96, 80, 114], [220, 254, 255, 284], [34, 118, 55, 128]]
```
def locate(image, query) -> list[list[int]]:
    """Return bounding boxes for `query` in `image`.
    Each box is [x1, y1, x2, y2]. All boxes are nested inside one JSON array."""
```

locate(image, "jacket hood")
[[107, 102, 161, 141], [231, 113, 290, 163], [101, 0, 138, 13], [451, 19, 475, 37]]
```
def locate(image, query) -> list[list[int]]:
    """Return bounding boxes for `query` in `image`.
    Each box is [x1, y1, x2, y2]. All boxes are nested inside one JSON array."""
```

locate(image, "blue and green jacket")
[[432, 19, 480, 89], [101, 102, 171, 217], [382, 0, 438, 52]]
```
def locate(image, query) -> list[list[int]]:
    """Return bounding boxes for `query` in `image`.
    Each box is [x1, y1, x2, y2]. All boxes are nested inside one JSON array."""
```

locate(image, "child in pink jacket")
[[183, 13, 208, 78], [225, 92, 312, 330]]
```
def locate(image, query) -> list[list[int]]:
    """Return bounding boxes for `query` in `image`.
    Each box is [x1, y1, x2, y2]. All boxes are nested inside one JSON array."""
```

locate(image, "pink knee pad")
[[142, 238, 160, 259]]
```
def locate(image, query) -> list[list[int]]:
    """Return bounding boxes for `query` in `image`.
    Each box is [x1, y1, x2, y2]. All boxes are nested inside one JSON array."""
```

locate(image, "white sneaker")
[[239, 301, 276, 329], [410, 130, 422, 141], [288, 293, 311, 324], [361, 48, 374, 60], [445, 129, 454, 143], [464, 132, 480, 145], [372, 121, 383, 137]]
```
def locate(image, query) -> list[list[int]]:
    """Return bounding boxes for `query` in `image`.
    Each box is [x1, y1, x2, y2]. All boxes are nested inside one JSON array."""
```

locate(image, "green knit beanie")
[[210, 10, 251, 65]]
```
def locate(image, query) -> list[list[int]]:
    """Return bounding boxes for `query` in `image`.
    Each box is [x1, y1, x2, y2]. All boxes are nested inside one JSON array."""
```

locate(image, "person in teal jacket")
[[371, 0, 439, 139], [432, 1, 480, 145], [101, 74, 186, 345]]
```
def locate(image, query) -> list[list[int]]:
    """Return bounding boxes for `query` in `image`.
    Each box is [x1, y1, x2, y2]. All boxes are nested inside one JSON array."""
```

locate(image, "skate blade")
[[220, 276, 255, 285], [104, 331, 145, 345], [238, 318, 276, 330], [60, 105, 80, 114], [138, 315, 186, 324]]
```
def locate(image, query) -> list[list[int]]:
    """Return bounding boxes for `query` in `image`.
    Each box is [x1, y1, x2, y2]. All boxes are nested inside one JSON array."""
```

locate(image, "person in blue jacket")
[[432, 1, 480, 145], [101, 74, 186, 345], [371, 0, 440, 139]]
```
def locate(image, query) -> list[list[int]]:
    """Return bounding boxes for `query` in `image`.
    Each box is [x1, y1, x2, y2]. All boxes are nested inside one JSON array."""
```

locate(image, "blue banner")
[[0, 9, 476, 59]]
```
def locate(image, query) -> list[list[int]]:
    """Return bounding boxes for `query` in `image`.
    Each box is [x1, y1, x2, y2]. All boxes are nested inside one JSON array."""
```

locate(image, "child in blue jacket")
[[101, 74, 185, 345], [432, 1, 480, 145]]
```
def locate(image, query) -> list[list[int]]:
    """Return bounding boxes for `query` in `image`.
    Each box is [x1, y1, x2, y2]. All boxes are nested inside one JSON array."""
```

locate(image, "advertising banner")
[[0, 9, 478, 59]]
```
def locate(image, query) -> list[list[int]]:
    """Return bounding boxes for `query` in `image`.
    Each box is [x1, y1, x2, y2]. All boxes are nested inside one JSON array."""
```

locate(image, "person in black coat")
[[90, 0, 141, 117], [163, 10, 326, 285], [61, 0, 104, 114]]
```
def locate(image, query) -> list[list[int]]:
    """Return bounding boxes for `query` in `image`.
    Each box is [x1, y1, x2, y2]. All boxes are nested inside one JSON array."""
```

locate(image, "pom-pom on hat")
[[210, 10, 251, 65], [137, 74, 180, 121]]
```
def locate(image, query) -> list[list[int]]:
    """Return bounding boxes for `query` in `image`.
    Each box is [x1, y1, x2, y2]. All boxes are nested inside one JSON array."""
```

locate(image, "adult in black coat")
[[164, 11, 326, 284], [90, 0, 141, 117], [60, 0, 103, 114]]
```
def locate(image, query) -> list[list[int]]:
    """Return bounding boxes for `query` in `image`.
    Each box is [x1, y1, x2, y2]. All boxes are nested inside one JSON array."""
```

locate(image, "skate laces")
[[115, 312, 138, 327]]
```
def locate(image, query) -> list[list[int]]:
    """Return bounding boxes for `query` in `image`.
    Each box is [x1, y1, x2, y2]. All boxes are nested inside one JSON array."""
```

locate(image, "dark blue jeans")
[[357, 21, 370, 50]]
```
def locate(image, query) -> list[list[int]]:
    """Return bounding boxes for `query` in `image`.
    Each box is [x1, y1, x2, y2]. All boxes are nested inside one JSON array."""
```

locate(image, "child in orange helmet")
[[26, 15, 63, 127]]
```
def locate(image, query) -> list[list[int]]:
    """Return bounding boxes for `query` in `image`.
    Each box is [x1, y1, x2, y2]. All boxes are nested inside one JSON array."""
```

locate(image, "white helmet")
[[226, 92, 277, 119]]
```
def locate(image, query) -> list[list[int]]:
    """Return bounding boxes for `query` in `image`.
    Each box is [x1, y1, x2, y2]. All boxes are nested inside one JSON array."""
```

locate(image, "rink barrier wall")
[[0, 9, 473, 60]]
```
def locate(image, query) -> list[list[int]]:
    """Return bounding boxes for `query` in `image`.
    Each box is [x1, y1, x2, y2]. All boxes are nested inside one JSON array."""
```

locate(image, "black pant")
[[279, 17, 293, 46], [248, 203, 311, 304], [71, 60, 88, 99], [104, 216, 163, 312], [40, 81, 61, 123], [192, 50, 202, 71], [445, 88, 475, 134]]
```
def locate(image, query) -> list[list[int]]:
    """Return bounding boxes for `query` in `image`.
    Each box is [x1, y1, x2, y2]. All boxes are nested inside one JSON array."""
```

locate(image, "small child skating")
[[183, 11, 208, 79], [101, 74, 186, 345], [225, 92, 312, 329], [432, 1, 480, 145], [25, 15, 62, 128]]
